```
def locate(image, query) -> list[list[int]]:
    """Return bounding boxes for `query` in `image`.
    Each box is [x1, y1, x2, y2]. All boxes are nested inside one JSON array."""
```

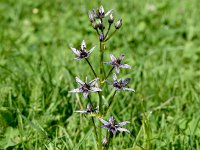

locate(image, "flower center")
[[80, 50, 88, 58], [82, 83, 90, 92], [113, 59, 121, 66]]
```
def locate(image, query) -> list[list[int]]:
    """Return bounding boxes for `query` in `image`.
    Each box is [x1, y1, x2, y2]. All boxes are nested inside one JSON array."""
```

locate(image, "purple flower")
[[98, 115, 130, 134], [104, 54, 131, 73], [70, 40, 96, 60], [69, 77, 101, 99], [108, 73, 135, 92], [75, 103, 98, 114]]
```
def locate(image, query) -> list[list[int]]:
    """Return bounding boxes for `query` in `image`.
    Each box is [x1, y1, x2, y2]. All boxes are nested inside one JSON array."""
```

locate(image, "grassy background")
[[0, 0, 200, 149]]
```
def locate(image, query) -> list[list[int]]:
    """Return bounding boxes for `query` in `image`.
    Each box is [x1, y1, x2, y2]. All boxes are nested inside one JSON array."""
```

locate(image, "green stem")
[[99, 41, 105, 112], [103, 131, 113, 150], [88, 96, 98, 142], [104, 67, 114, 82], [85, 58, 97, 78], [105, 29, 117, 42], [105, 23, 112, 39], [96, 28, 100, 35], [105, 90, 117, 116], [98, 41, 105, 150]]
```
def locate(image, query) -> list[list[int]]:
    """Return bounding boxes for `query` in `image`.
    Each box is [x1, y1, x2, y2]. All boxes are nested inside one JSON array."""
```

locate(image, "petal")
[[101, 125, 109, 129], [109, 115, 115, 124], [115, 67, 120, 73], [70, 47, 80, 56], [112, 73, 118, 81], [120, 64, 131, 69], [74, 57, 82, 60], [75, 110, 87, 114], [90, 87, 102, 92], [81, 40, 86, 50], [110, 129, 117, 134], [98, 117, 109, 125], [88, 46, 96, 54], [89, 78, 99, 86], [123, 78, 131, 85], [119, 54, 125, 61], [83, 92, 89, 99], [110, 54, 116, 62], [105, 9, 113, 17], [69, 88, 82, 93], [117, 127, 130, 133], [104, 61, 112, 65], [116, 121, 130, 127], [75, 77, 85, 85], [123, 87, 135, 92]]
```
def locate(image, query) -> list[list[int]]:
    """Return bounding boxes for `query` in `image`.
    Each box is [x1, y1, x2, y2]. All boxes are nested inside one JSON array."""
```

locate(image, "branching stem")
[[104, 67, 114, 82], [85, 58, 97, 78], [88, 96, 98, 142]]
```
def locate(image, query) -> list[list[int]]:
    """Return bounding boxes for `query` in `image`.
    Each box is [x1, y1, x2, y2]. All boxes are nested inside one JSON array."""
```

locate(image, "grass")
[[0, 0, 200, 149]]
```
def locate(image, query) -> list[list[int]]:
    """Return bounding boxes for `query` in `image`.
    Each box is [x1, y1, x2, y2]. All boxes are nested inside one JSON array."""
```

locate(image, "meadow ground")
[[0, 0, 200, 149]]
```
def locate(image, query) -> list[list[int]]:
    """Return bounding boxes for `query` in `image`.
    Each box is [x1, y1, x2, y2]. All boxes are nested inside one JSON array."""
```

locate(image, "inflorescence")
[[69, 4, 135, 149]]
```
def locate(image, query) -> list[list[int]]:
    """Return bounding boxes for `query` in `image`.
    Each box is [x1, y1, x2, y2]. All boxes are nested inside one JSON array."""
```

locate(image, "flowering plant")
[[69, 5, 135, 149]]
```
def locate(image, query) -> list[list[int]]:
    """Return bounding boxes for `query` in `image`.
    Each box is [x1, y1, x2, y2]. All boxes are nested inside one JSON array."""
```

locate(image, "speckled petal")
[[75, 77, 85, 85]]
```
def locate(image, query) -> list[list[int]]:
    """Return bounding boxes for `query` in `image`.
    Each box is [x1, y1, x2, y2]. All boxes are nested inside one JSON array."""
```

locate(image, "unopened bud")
[[115, 19, 122, 29], [102, 136, 108, 147], [88, 11, 95, 22], [108, 14, 114, 24], [99, 33, 104, 41], [99, 5, 105, 16], [92, 22, 99, 29]]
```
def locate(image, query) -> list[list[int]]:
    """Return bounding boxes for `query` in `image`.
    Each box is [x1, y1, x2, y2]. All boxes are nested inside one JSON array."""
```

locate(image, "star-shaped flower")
[[69, 77, 101, 99], [75, 103, 98, 114], [70, 40, 96, 60], [107, 73, 135, 92], [104, 54, 131, 73], [98, 115, 130, 134]]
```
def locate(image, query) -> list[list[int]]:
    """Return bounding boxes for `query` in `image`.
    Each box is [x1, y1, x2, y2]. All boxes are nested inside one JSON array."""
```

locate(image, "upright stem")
[[99, 41, 105, 113], [85, 58, 97, 78], [98, 41, 105, 150], [88, 96, 98, 141], [105, 29, 117, 42]]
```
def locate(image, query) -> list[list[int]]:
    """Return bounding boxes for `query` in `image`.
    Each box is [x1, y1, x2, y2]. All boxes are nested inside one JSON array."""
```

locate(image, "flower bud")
[[102, 136, 108, 147], [108, 14, 114, 24], [99, 5, 105, 16], [88, 11, 95, 22], [92, 22, 99, 29], [99, 33, 104, 41], [115, 19, 122, 29]]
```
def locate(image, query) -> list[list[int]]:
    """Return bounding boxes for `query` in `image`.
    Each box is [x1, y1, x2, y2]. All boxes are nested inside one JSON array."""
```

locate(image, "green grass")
[[0, 0, 200, 149]]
